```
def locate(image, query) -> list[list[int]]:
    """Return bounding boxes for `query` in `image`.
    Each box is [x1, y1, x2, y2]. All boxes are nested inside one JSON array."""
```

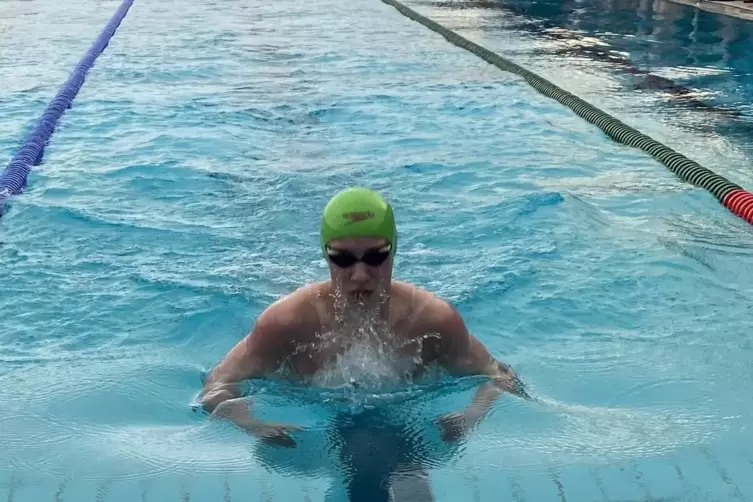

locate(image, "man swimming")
[[199, 186, 528, 447]]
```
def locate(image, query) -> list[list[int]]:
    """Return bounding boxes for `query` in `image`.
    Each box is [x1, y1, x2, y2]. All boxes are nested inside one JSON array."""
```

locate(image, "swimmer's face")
[[325, 236, 393, 302]]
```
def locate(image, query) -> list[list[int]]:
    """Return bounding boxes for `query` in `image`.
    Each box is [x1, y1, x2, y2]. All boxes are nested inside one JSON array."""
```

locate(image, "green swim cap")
[[320, 187, 397, 256]]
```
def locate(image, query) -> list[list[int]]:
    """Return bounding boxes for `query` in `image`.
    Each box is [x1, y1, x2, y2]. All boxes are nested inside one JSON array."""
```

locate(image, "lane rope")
[[380, 0, 753, 226], [0, 0, 136, 217]]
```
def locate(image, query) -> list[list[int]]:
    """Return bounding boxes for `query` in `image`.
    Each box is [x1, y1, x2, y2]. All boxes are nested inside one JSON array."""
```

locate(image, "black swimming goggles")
[[325, 243, 392, 268]]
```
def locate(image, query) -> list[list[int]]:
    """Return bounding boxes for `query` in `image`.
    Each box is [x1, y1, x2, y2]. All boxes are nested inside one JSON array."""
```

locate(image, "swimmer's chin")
[[347, 291, 375, 303]]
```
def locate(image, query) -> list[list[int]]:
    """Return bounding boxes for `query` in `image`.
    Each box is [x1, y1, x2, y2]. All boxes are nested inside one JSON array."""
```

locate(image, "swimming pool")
[[2, 0, 753, 499]]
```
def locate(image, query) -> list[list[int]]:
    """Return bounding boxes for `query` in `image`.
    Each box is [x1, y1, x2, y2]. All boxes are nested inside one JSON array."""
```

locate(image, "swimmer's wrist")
[[461, 406, 486, 426], [228, 415, 266, 433], [462, 379, 507, 423], [210, 400, 268, 432], [200, 389, 234, 413]]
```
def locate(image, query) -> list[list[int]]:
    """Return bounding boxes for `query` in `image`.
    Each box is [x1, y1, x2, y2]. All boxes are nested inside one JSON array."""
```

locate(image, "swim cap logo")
[[342, 211, 374, 224]]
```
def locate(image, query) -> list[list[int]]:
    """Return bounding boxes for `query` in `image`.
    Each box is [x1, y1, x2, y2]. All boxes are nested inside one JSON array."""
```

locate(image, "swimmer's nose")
[[350, 262, 370, 283]]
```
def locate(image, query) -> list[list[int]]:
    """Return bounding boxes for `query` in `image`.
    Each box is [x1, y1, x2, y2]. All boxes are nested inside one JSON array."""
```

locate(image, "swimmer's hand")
[[435, 374, 530, 443], [247, 421, 302, 448], [211, 398, 302, 448], [435, 411, 473, 442]]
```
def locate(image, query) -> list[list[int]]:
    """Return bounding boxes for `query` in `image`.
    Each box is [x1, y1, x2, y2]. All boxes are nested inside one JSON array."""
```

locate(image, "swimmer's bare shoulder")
[[199, 284, 322, 413], [404, 283, 526, 396]]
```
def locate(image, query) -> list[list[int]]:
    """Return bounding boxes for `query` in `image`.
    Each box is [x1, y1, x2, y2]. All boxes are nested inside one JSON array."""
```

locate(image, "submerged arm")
[[451, 345, 529, 424], [199, 302, 300, 444], [432, 300, 529, 436]]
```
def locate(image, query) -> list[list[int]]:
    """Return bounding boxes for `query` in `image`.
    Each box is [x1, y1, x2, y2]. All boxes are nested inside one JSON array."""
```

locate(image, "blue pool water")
[[2, 0, 753, 500]]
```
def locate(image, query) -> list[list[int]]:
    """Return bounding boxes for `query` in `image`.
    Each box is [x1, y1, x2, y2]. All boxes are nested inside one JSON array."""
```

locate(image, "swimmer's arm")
[[458, 355, 529, 426], [199, 296, 311, 447], [434, 301, 529, 425], [199, 304, 293, 416]]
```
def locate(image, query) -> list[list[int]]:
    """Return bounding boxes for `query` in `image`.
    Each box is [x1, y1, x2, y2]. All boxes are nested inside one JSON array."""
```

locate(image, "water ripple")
[[2, 0, 753, 494]]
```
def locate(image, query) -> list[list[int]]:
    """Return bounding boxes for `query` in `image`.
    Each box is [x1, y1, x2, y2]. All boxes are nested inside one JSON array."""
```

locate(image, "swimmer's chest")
[[285, 330, 436, 377]]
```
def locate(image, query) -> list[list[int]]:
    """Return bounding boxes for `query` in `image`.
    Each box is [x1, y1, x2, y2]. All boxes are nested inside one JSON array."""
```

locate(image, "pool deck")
[[666, 0, 753, 21]]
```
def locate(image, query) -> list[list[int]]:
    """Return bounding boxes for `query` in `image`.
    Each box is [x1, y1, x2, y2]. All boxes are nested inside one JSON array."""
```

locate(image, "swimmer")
[[199, 186, 528, 447]]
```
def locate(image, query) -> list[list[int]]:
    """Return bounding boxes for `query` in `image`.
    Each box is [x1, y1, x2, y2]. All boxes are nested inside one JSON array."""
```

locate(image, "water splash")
[[309, 298, 438, 392]]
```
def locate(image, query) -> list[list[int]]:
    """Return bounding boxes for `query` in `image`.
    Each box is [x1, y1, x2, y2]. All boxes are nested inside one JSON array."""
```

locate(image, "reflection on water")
[[327, 408, 444, 502], [248, 378, 468, 502], [426, 0, 753, 70], [247, 315, 468, 501], [418, 0, 753, 139]]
